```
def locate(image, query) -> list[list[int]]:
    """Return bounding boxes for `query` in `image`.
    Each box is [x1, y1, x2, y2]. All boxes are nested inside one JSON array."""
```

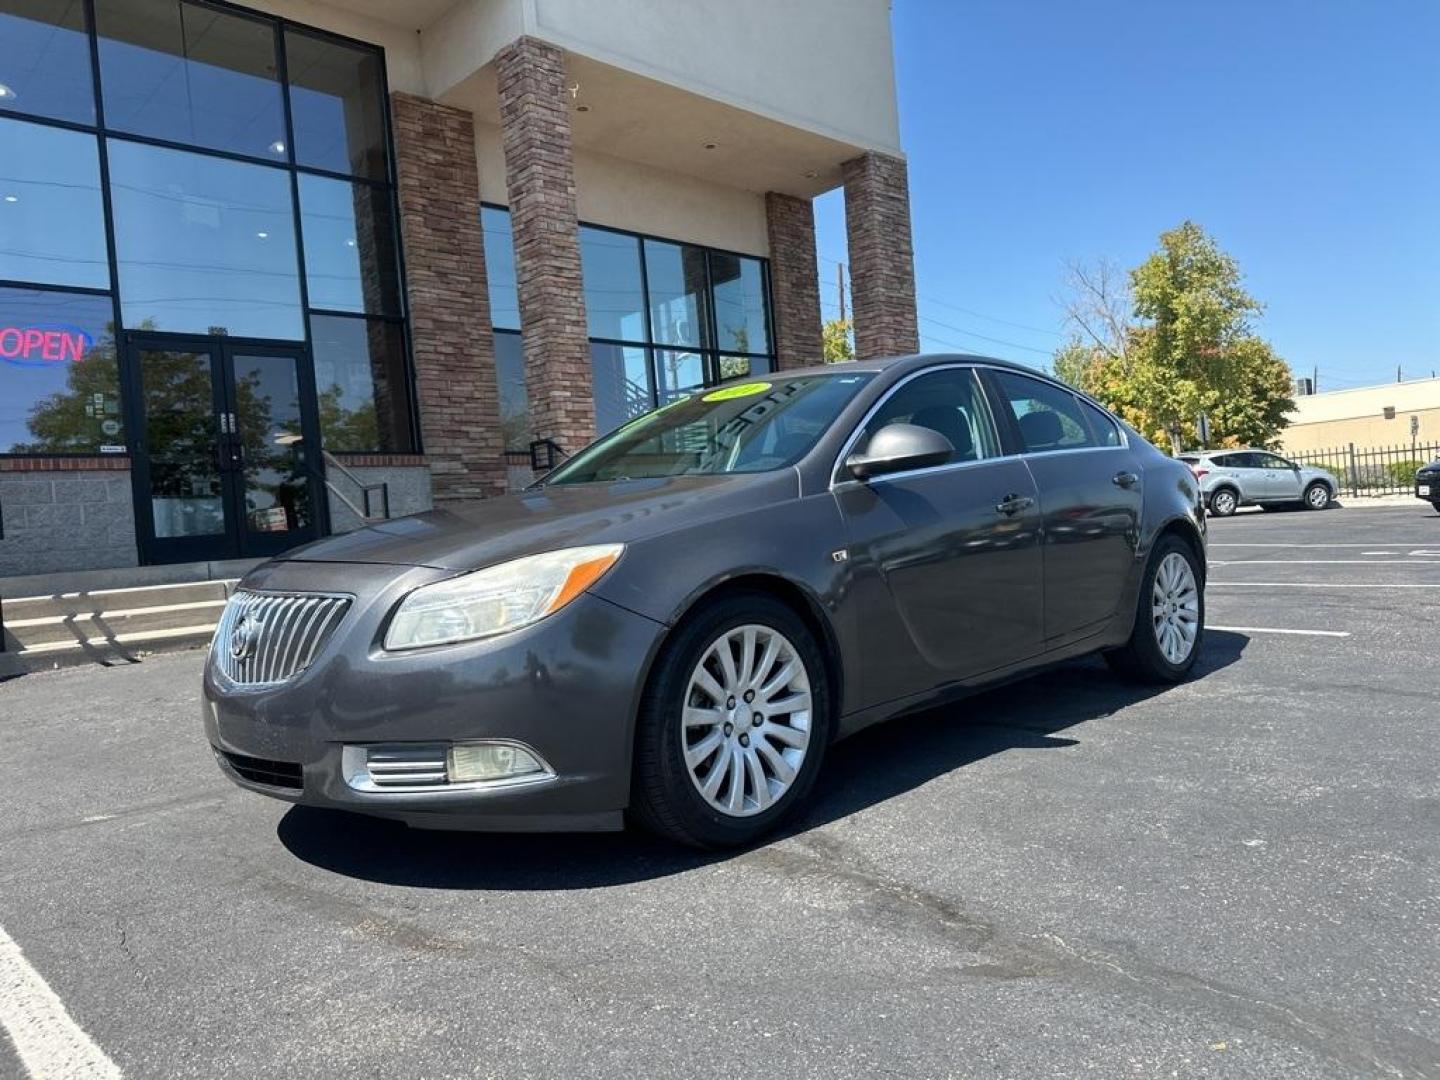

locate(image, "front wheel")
[[1304, 482, 1332, 510], [1105, 535, 1204, 684], [630, 594, 832, 848]]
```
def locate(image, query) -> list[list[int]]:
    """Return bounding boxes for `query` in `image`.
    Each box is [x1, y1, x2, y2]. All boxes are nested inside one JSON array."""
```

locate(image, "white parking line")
[[1208, 625, 1350, 638], [1208, 582, 1440, 589], [0, 924, 121, 1080], [1210, 543, 1422, 548], [1209, 559, 1439, 566]]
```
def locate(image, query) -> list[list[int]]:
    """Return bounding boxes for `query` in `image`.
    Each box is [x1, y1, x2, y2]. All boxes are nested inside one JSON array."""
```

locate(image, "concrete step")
[[2, 579, 235, 622], [0, 565, 253, 677], [3, 597, 231, 647]]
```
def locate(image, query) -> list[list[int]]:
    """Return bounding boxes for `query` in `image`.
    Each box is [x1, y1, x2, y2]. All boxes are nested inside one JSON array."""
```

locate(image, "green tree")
[[822, 317, 854, 363], [1053, 222, 1294, 452]]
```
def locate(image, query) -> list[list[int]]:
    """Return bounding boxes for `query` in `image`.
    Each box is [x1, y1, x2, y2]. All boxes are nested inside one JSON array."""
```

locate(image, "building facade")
[[0, 0, 915, 579], [1281, 378, 1440, 453]]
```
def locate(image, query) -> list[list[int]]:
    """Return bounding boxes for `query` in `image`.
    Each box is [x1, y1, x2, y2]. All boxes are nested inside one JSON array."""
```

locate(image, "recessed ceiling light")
[[803, 170, 819, 179], [703, 142, 718, 150], [575, 104, 590, 113], [269, 140, 286, 154], [3, 195, 17, 203], [345, 238, 356, 247], [256, 231, 269, 239], [0, 83, 15, 100]]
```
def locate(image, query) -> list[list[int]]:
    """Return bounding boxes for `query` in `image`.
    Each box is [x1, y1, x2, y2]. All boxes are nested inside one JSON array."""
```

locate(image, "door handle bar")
[[1112, 471, 1140, 489], [994, 493, 1034, 516]]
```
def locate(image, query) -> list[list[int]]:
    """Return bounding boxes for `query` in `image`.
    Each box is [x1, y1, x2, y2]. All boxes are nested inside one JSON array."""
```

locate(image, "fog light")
[[446, 742, 547, 784]]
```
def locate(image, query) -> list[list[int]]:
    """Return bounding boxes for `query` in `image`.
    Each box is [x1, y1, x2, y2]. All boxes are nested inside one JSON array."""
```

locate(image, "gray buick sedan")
[[204, 354, 1207, 848]]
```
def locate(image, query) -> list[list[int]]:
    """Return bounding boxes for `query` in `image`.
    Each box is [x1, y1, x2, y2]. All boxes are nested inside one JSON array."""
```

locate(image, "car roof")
[[778, 352, 1046, 380]]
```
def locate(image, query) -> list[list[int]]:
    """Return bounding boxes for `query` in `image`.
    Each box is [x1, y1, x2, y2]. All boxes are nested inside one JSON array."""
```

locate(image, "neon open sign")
[[0, 324, 94, 367]]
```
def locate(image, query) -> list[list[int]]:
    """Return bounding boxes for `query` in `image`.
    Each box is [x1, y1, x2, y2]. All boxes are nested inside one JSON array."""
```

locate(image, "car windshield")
[[543, 372, 875, 484]]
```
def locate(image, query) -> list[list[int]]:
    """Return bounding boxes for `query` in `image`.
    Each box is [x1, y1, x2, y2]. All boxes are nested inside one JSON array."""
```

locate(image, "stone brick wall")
[[0, 469, 138, 578], [496, 37, 595, 452], [842, 151, 920, 359], [765, 192, 824, 369], [391, 92, 507, 501]]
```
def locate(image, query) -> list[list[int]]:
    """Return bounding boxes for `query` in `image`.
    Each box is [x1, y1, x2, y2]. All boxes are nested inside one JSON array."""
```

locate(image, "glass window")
[[298, 173, 400, 316], [590, 342, 651, 435], [547, 373, 874, 484], [0, 118, 109, 289], [990, 370, 1096, 453], [309, 313, 412, 452], [710, 253, 769, 355], [580, 227, 645, 341], [0, 287, 122, 453], [862, 368, 1001, 463], [654, 348, 706, 405], [644, 239, 709, 348], [108, 139, 303, 339], [96, 0, 286, 161], [482, 207, 519, 331], [0, 0, 95, 124], [492, 331, 530, 450], [285, 28, 388, 180], [1077, 397, 1122, 447]]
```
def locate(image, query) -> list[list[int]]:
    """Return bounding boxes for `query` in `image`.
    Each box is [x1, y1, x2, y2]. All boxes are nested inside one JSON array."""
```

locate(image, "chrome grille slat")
[[213, 589, 351, 688]]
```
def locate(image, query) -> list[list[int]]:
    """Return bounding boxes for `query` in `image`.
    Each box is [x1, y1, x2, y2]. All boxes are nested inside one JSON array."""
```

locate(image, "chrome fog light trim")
[[341, 741, 555, 794]]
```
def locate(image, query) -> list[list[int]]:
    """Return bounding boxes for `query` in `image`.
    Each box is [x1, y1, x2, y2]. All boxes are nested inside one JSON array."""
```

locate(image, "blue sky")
[[815, 0, 1440, 391]]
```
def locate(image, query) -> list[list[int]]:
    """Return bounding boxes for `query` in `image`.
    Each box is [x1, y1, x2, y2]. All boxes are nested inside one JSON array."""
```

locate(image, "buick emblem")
[[229, 614, 260, 661]]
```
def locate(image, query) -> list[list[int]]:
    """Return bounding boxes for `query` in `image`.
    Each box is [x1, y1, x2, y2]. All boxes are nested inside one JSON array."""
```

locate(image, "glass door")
[[128, 336, 325, 564]]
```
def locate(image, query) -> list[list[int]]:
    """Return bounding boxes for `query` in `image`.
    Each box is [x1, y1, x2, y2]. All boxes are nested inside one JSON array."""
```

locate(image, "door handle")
[[995, 493, 1034, 516], [1112, 471, 1139, 489]]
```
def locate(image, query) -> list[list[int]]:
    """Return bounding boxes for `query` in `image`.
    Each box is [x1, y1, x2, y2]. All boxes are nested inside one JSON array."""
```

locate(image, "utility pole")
[[1312, 365, 1318, 393], [1397, 364, 1402, 383], [837, 263, 847, 322]]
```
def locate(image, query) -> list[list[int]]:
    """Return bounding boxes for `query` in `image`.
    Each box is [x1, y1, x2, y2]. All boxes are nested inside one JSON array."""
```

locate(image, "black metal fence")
[[1288, 441, 1440, 498]]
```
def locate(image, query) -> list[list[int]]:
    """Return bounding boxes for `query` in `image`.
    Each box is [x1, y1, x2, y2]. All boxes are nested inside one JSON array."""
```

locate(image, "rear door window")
[[989, 370, 1097, 453]]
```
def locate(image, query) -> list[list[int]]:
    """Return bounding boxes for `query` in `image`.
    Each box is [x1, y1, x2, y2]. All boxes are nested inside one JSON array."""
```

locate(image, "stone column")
[[495, 36, 595, 452], [764, 192, 824, 369], [842, 151, 920, 359], [391, 92, 506, 500]]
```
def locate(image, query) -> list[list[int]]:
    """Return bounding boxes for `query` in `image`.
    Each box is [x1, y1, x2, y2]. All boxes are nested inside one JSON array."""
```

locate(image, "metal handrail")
[[320, 449, 391, 523]]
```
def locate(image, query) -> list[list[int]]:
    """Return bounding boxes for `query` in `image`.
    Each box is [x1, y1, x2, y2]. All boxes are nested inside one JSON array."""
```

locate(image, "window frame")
[[484, 203, 779, 438], [0, 0, 418, 459]]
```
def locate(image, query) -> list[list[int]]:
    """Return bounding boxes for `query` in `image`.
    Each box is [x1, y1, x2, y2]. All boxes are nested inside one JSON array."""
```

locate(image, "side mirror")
[[845, 423, 954, 481]]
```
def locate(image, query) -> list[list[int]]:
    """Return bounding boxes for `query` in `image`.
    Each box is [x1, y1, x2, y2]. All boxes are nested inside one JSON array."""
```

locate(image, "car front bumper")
[[202, 557, 668, 832]]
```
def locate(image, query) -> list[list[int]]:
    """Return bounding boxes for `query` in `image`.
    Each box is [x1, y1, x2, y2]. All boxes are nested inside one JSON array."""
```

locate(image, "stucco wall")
[[474, 121, 769, 255], [1281, 378, 1440, 453]]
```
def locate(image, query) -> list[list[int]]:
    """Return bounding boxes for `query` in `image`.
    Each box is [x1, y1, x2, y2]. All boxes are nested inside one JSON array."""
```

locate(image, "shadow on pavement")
[[277, 631, 1250, 890]]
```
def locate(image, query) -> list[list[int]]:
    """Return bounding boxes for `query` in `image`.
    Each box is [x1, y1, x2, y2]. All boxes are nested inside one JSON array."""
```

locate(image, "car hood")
[[278, 472, 796, 571]]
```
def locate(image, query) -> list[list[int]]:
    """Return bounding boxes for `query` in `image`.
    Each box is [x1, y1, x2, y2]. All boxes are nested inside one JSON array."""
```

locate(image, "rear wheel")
[[630, 593, 832, 848], [1304, 482, 1332, 510], [1105, 535, 1204, 684], [1209, 488, 1238, 517]]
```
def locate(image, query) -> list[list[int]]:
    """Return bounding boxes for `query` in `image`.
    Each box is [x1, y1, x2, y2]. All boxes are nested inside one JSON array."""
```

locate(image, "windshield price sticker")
[[702, 381, 772, 403]]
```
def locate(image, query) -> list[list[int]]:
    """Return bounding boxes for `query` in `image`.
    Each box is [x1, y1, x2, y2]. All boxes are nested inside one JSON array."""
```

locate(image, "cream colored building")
[[1281, 379, 1440, 453], [0, 0, 916, 578]]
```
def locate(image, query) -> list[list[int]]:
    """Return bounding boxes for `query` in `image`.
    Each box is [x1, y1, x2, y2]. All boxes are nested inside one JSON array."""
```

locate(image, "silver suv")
[[1179, 449, 1338, 516]]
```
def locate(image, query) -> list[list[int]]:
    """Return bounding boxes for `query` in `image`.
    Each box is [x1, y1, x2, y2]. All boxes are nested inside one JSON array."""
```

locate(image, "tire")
[[1208, 487, 1239, 517], [1304, 482, 1332, 510], [1105, 535, 1205, 684], [630, 592, 833, 849]]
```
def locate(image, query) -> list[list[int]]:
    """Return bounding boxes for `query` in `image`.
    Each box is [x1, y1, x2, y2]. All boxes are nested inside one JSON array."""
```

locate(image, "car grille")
[[218, 749, 303, 790], [213, 589, 351, 687]]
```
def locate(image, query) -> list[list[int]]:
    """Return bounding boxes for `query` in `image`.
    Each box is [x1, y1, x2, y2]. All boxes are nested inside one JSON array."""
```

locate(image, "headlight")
[[383, 544, 623, 651]]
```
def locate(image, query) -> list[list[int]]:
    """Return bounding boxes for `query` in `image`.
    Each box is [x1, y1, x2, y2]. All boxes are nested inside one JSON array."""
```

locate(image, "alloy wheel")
[[1307, 484, 1329, 509], [1211, 490, 1236, 516], [681, 624, 812, 817], [1151, 552, 1200, 665]]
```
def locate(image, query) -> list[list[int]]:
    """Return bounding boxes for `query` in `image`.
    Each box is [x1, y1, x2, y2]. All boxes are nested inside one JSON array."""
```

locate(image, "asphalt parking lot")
[[2, 502, 1438, 1079]]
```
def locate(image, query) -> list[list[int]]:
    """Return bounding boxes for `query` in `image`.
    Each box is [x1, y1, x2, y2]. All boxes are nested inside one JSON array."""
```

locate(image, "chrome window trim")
[[829, 361, 1130, 489]]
